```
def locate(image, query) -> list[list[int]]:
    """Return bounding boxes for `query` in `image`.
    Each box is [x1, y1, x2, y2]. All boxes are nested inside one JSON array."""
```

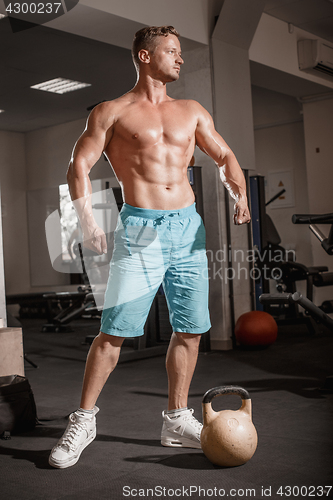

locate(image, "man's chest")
[[113, 103, 197, 149]]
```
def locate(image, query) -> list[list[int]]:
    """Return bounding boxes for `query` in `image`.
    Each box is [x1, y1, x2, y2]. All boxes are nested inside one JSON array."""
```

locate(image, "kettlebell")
[[201, 385, 258, 467]]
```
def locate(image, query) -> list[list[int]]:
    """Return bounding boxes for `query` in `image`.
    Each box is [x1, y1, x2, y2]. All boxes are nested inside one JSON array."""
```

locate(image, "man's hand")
[[234, 199, 251, 225], [83, 225, 108, 255]]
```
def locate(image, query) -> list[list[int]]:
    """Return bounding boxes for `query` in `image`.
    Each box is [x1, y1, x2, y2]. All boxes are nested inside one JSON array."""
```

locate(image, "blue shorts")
[[100, 203, 211, 337]]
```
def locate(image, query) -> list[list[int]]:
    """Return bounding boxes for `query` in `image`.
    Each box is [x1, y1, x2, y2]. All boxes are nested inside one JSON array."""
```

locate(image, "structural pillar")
[[209, 0, 265, 349], [0, 185, 7, 326]]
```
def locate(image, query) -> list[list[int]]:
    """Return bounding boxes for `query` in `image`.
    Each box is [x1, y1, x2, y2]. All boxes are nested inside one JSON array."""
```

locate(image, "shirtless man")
[[49, 26, 250, 469]]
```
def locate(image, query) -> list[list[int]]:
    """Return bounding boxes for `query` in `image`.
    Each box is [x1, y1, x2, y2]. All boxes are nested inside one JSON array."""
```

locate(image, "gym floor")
[[1, 317, 333, 500]]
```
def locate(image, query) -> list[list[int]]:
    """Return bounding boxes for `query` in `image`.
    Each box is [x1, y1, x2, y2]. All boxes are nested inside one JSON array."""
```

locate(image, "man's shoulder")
[[93, 95, 131, 115], [170, 99, 209, 124], [88, 94, 132, 126], [171, 98, 206, 113]]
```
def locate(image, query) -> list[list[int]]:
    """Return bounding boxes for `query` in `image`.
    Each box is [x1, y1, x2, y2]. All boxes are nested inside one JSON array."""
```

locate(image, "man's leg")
[[80, 332, 125, 409], [161, 332, 203, 449], [49, 332, 124, 468], [166, 332, 201, 410]]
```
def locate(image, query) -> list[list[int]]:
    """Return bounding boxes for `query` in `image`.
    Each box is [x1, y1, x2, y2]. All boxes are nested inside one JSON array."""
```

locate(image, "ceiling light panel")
[[31, 78, 91, 94]]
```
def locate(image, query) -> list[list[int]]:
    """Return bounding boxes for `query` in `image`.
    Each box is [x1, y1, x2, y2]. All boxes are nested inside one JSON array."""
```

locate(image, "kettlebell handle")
[[202, 385, 250, 404]]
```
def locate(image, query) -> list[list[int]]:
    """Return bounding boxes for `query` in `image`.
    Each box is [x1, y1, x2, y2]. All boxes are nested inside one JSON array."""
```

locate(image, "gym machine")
[[260, 212, 333, 391], [260, 212, 333, 331], [250, 176, 333, 331]]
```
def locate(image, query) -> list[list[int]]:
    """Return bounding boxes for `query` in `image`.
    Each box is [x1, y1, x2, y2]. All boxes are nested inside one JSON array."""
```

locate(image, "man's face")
[[148, 34, 184, 82]]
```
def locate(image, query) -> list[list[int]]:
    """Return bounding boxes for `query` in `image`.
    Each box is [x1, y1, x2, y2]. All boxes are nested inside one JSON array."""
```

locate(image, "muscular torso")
[[104, 95, 197, 210]]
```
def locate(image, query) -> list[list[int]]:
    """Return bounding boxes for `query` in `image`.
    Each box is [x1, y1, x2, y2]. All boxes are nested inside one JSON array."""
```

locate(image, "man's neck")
[[132, 75, 170, 105]]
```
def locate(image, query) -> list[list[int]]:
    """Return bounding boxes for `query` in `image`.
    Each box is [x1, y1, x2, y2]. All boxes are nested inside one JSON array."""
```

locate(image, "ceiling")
[[0, 17, 137, 132], [264, 0, 333, 44], [0, 0, 333, 133]]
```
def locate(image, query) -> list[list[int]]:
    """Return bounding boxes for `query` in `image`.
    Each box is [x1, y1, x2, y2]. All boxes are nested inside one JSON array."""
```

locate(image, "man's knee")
[[173, 331, 201, 347], [94, 331, 125, 349]]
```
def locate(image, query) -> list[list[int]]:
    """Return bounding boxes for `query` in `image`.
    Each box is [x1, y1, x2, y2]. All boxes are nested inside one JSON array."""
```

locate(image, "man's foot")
[[161, 408, 202, 449], [49, 407, 99, 468]]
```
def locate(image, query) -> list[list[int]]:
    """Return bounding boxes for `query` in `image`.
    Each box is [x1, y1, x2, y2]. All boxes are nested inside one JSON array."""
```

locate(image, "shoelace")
[[182, 409, 203, 433], [59, 415, 87, 452]]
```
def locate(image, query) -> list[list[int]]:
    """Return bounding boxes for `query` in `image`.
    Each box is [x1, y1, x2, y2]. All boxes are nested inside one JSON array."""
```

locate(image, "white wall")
[[250, 13, 333, 308], [250, 13, 333, 91], [26, 118, 111, 192], [25, 118, 115, 291], [253, 85, 303, 128], [302, 98, 333, 306], [0, 119, 116, 297], [0, 187, 6, 325], [0, 131, 30, 295], [302, 99, 333, 214], [251, 85, 318, 299]]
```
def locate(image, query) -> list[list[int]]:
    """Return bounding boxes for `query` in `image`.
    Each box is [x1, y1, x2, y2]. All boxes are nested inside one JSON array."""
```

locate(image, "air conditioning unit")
[[298, 39, 333, 77]]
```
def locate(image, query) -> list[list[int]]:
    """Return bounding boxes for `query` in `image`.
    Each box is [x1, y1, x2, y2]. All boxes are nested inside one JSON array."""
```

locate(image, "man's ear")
[[138, 49, 150, 64]]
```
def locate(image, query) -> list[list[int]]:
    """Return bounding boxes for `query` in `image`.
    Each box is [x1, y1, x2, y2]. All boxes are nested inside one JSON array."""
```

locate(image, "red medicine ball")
[[235, 311, 278, 347]]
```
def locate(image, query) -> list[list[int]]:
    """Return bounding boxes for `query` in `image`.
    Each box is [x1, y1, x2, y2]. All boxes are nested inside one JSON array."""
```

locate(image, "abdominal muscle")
[[105, 141, 196, 211], [121, 176, 195, 210]]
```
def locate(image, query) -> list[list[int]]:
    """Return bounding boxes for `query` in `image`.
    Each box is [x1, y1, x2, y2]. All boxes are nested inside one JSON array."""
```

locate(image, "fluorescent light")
[[31, 78, 91, 94], [0, 110, 4, 113]]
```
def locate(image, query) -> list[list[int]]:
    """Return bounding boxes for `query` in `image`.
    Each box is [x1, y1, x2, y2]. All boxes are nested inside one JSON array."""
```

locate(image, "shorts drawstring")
[[154, 215, 166, 226]]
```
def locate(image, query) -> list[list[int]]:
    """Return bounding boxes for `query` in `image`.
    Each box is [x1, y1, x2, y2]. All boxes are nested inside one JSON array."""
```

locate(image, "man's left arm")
[[194, 102, 251, 225]]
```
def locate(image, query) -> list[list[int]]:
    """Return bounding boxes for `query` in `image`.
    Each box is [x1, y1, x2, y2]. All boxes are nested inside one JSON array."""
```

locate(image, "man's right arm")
[[67, 103, 114, 254]]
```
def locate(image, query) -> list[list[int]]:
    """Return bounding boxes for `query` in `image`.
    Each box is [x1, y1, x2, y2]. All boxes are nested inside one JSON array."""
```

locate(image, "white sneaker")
[[161, 408, 202, 449], [49, 407, 99, 468]]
